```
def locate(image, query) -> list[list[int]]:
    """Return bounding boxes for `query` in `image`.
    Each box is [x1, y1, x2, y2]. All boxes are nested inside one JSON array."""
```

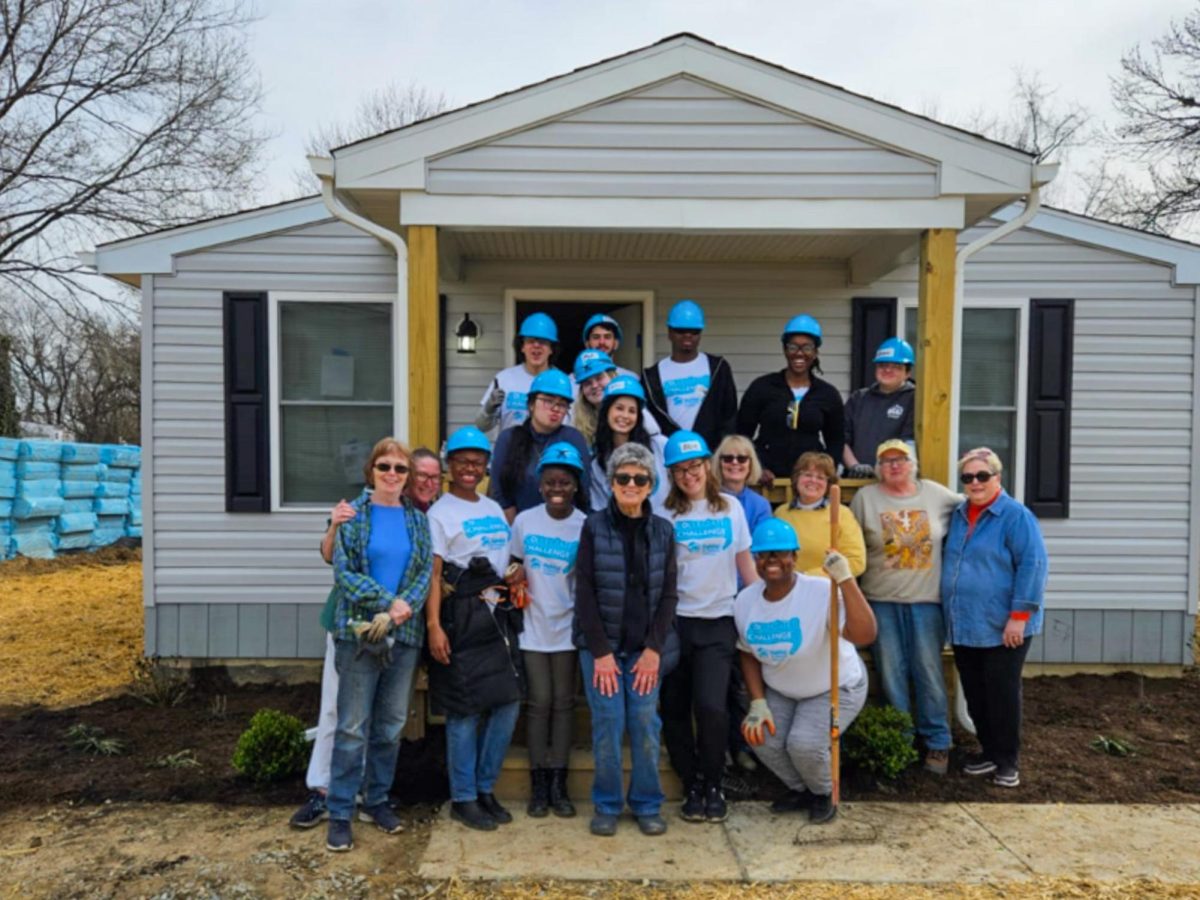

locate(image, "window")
[[902, 301, 1027, 496], [272, 296, 394, 508]]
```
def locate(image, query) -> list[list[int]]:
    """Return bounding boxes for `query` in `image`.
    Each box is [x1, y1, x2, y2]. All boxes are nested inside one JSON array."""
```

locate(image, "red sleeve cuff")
[[1009, 611, 1031, 622]]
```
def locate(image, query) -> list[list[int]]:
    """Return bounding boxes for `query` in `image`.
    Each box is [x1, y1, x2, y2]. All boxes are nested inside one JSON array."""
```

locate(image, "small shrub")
[[150, 749, 201, 770], [232, 708, 307, 784], [66, 723, 125, 757], [1091, 734, 1135, 757], [129, 656, 190, 708], [842, 704, 919, 781]]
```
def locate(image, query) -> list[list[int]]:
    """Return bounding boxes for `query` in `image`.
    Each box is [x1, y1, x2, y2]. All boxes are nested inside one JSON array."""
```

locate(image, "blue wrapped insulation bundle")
[[128, 504, 143, 526], [0, 499, 12, 517], [57, 512, 98, 534], [61, 463, 106, 482], [0, 437, 18, 461], [99, 445, 140, 468], [12, 495, 65, 520], [96, 481, 131, 498], [125, 524, 143, 539], [16, 460, 59, 480], [62, 498, 94, 514], [102, 466, 131, 483], [17, 441, 62, 462], [62, 481, 99, 499], [57, 533, 93, 551], [0, 463, 14, 499], [17, 479, 62, 499], [10, 528, 56, 559], [60, 443, 102, 464], [94, 497, 130, 516]]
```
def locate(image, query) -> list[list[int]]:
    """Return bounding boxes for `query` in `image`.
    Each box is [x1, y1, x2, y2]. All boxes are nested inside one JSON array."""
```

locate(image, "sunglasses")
[[960, 471, 995, 484], [721, 454, 750, 465], [374, 462, 409, 474], [613, 473, 652, 487]]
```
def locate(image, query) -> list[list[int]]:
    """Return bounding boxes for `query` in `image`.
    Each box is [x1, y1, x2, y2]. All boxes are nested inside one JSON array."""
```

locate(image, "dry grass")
[[0, 547, 142, 709]]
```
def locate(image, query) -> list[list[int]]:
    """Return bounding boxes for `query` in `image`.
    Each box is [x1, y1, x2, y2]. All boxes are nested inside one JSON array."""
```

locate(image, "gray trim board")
[[142, 274, 156, 612], [1189, 284, 1200, 620]]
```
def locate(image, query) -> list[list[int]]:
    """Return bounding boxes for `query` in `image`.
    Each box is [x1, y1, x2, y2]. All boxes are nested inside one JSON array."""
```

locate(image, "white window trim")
[[503, 288, 655, 372], [269, 291, 399, 512], [897, 297, 1029, 501]]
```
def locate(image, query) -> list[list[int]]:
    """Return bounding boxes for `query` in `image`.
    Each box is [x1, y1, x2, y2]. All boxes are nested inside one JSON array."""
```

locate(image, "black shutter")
[[850, 297, 897, 390], [1025, 299, 1074, 518], [223, 291, 270, 512]]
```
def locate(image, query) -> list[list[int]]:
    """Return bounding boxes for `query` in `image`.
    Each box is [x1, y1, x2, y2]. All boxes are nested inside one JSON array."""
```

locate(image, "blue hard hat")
[[603, 375, 646, 404], [667, 299, 706, 330], [529, 369, 573, 402], [750, 518, 801, 554], [664, 430, 711, 467], [874, 337, 915, 366], [782, 314, 823, 347], [582, 313, 623, 344], [446, 425, 491, 457], [519, 312, 559, 343], [537, 441, 585, 475], [574, 349, 617, 384]]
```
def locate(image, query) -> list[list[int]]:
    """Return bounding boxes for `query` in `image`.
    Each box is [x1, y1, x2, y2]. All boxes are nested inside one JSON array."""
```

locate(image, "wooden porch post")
[[915, 228, 957, 486], [406, 225, 439, 451]]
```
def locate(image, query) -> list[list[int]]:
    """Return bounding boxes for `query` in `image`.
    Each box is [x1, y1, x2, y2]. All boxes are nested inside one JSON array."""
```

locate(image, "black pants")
[[661, 615, 737, 787], [952, 639, 1033, 770], [523, 650, 576, 769]]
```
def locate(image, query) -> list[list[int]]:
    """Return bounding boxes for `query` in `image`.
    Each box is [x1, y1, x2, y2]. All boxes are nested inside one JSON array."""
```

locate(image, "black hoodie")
[[642, 352, 738, 450]]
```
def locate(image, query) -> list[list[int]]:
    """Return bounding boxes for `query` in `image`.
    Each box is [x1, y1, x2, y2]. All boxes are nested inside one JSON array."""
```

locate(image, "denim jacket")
[[940, 490, 1048, 648]]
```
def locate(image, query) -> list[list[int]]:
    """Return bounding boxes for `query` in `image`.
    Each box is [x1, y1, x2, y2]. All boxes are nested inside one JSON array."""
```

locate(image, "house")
[[87, 34, 1197, 668]]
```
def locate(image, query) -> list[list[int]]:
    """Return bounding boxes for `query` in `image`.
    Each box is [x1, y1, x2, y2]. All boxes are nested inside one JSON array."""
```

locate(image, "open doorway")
[[505, 289, 654, 375]]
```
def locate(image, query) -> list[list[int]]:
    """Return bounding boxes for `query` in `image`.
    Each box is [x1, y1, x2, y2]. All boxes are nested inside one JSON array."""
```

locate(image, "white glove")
[[353, 612, 392, 643], [740, 698, 776, 747], [823, 550, 853, 584]]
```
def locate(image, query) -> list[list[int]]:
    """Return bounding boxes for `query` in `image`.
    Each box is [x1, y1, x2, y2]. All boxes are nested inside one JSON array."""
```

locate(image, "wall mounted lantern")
[[455, 313, 480, 354]]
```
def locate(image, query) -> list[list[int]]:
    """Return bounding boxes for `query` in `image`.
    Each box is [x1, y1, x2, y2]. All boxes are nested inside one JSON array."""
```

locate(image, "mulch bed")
[[1, 670, 1196, 811]]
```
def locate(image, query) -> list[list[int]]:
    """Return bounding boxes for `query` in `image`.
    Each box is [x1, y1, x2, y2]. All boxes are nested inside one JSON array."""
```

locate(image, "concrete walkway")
[[419, 801, 1200, 884]]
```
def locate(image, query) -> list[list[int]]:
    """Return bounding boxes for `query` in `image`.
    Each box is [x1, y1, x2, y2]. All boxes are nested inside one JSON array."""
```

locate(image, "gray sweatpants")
[[523, 650, 576, 769], [754, 673, 869, 796]]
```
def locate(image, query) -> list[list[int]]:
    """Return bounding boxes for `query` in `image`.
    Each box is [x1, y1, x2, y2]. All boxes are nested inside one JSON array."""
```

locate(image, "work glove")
[[741, 698, 776, 747], [823, 550, 853, 584], [845, 464, 876, 480], [353, 612, 392, 643], [355, 636, 393, 669], [484, 386, 505, 414]]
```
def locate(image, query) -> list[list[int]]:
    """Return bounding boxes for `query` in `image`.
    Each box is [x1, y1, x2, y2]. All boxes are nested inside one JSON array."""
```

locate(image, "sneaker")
[[680, 780, 706, 822], [477, 792, 513, 825], [808, 793, 837, 824], [325, 819, 353, 852], [637, 813, 668, 836], [962, 754, 998, 777], [289, 791, 328, 829], [924, 748, 951, 776], [589, 812, 618, 837], [993, 766, 1020, 788], [703, 784, 728, 823], [358, 803, 404, 834], [770, 788, 814, 814], [450, 800, 497, 831], [720, 771, 754, 801]]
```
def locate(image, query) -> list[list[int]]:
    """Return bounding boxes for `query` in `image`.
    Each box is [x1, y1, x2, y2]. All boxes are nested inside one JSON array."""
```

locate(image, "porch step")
[[494, 744, 683, 802]]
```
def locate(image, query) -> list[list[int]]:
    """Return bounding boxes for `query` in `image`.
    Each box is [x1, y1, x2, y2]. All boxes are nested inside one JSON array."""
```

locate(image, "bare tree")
[[0, 332, 17, 437], [290, 81, 449, 194], [0, 0, 266, 311]]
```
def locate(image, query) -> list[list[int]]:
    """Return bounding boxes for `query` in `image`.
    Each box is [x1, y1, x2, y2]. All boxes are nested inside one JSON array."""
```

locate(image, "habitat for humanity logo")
[[746, 618, 803, 661], [663, 375, 710, 399], [675, 518, 733, 555], [464, 515, 511, 550], [524, 535, 579, 576], [505, 391, 529, 411]]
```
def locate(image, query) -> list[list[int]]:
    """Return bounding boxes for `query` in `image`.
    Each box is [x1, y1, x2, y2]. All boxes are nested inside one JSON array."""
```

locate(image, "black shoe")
[[549, 767, 576, 818], [527, 769, 550, 818], [289, 791, 329, 829], [637, 813, 668, 836], [477, 792, 513, 825], [325, 818, 353, 852], [703, 783, 728, 823], [358, 803, 404, 834], [680, 780, 706, 822], [770, 788, 815, 814], [450, 800, 497, 831], [992, 766, 1020, 788], [590, 812, 618, 836], [720, 771, 754, 801], [962, 754, 998, 777], [808, 793, 837, 824]]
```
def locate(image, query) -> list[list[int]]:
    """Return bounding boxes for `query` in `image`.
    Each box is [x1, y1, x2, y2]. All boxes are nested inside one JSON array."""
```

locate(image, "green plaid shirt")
[[331, 489, 432, 646]]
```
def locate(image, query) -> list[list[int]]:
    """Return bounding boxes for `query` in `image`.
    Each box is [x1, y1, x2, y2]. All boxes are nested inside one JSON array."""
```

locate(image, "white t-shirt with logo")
[[668, 493, 751, 619], [735, 575, 864, 700], [480, 364, 536, 433], [657, 355, 711, 432], [510, 505, 586, 652], [428, 492, 512, 577]]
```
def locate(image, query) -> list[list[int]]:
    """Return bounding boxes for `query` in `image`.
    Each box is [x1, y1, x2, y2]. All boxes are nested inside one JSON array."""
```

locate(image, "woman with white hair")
[[850, 439, 960, 775], [943, 447, 1048, 789]]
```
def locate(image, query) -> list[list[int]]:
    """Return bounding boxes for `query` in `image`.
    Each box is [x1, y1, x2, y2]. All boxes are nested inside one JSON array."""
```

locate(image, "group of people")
[[292, 300, 1049, 853]]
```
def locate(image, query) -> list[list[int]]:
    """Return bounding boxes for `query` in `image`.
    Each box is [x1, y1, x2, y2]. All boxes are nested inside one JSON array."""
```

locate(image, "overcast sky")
[[249, 0, 1192, 205]]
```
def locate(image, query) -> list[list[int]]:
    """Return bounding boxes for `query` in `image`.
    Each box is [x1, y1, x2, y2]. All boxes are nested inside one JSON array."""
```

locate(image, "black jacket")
[[643, 353, 738, 450], [844, 381, 915, 465], [736, 372, 845, 478], [427, 558, 524, 717]]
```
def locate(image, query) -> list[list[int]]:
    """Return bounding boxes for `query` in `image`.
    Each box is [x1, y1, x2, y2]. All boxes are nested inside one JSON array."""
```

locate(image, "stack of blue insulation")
[[0, 438, 16, 561], [12, 441, 65, 559], [97, 444, 140, 546]]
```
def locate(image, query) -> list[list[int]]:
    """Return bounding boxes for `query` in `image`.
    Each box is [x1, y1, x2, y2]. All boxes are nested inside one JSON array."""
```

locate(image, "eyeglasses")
[[450, 457, 486, 471], [720, 454, 750, 465], [797, 470, 828, 481], [960, 471, 995, 484], [613, 472, 651, 487], [784, 342, 817, 355], [412, 472, 440, 482], [879, 457, 910, 468], [536, 396, 570, 413], [374, 462, 409, 474], [672, 460, 707, 476]]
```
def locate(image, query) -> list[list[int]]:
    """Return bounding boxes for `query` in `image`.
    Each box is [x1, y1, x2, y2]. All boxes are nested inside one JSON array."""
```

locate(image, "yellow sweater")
[[773, 503, 867, 579]]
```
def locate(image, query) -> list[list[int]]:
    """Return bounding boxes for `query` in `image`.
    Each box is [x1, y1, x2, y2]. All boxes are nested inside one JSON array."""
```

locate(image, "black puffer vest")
[[572, 506, 680, 675]]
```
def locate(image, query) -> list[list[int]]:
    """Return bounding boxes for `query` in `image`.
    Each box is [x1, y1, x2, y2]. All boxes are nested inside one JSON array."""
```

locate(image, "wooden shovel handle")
[[828, 484, 841, 807]]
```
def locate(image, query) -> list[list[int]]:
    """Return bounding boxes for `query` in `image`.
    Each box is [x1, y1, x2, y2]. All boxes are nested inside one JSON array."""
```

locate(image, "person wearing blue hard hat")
[[477, 312, 562, 435], [643, 299, 738, 450], [489, 369, 590, 522], [842, 337, 916, 477], [735, 518, 876, 825], [571, 349, 620, 446], [660, 429, 757, 825], [581, 314, 639, 380], [507, 441, 588, 819], [736, 314, 844, 488], [589, 376, 669, 512]]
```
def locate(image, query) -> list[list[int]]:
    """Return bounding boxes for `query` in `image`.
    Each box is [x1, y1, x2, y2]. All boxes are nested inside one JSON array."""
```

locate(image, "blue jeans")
[[445, 701, 520, 803], [580, 649, 663, 817], [869, 601, 951, 751], [327, 639, 421, 821]]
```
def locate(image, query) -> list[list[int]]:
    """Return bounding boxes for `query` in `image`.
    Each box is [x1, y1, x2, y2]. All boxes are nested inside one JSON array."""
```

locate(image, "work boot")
[[549, 767, 576, 818], [450, 800, 497, 831], [808, 793, 837, 824], [526, 769, 550, 818], [477, 792, 513, 825]]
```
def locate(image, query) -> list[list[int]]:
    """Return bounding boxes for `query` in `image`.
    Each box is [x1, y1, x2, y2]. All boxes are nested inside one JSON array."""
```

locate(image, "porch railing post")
[[407, 225, 440, 451], [916, 228, 957, 486]]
